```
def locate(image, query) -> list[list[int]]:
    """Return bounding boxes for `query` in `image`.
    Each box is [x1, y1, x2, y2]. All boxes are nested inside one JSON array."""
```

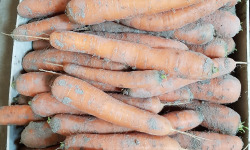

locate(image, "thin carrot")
[[50, 31, 215, 80], [23, 49, 128, 72], [33, 40, 52, 50], [21, 121, 65, 148], [0, 105, 43, 125]]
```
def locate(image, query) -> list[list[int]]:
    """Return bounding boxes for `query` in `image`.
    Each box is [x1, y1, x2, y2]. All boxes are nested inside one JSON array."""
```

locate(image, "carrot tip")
[[57, 142, 65, 150], [238, 121, 248, 133], [122, 88, 130, 95], [47, 117, 51, 124], [212, 67, 219, 74], [28, 101, 32, 106], [11, 81, 16, 89]]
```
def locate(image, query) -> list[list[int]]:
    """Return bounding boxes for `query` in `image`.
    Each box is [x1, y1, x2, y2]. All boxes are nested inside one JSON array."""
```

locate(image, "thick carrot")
[[124, 58, 236, 98], [17, 0, 71, 18], [23, 49, 128, 72], [50, 31, 215, 80], [63, 63, 166, 89], [31, 93, 86, 117], [224, 37, 236, 55], [172, 131, 243, 150], [52, 75, 174, 136], [33, 40, 52, 50], [12, 14, 83, 41], [21, 121, 65, 148], [15, 72, 58, 97], [0, 105, 42, 125], [159, 74, 241, 104], [64, 133, 185, 150], [12, 95, 32, 105], [201, 10, 241, 38], [66, 0, 202, 25], [173, 23, 214, 45], [120, 0, 232, 31]]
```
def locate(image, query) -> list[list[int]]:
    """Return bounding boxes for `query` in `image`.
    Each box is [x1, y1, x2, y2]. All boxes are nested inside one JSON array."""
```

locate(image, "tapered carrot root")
[[52, 75, 174, 136], [201, 10, 241, 38], [23, 49, 128, 72], [17, 0, 71, 18], [0, 105, 43, 125], [173, 23, 214, 45], [120, 0, 232, 31], [64, 133, 185, 150], [172, 131, 243, 150], [66, 0, 202, 25], [31, 93, 86, 117], [15, 72, 58, 97], [224, 37, 236, 55], [33, 40, 52, 50], [50, 31, 215, 80], [12, 14, 83, 41], [64, 63, 166, 89], [21, 121, 65, 148]]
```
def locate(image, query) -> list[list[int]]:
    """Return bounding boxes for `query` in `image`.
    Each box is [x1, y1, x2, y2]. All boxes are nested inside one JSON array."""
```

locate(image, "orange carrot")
[[0, 105, 43, 125], [172, 131, 243, 150], [66, 0, 202, 25], [12, 95, 32, 105], [21, 121, 65, 148], [15, 72, 58, 97], [33, 40, 52, 50], [23, 49, 128, 72], [64, 133, 185, 150], [31, 93, 86, 117], [82, 79, 121, 92], [50, 31, 215, 80], [201, 10, 241, 37], [17, 0, 71, 18], [120, 0, 232, 31], [52, 75, 175, 136], [12, 14, 83, 41], [224, 37, 236, 55]]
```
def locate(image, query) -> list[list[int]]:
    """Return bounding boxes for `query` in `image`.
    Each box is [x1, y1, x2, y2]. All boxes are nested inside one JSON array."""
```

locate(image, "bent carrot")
[[50, 31, 215, 80], [12, 14, 83, 41], [52, 75, 174, 136], [66, 0, 202, 25], [23, 49, 128, 72], [21, 121, 65, 148], [33, 40, 52, 50], [0, 105, 42, 125], [15, 72, 58, 97], [64, 133, 185, 150]]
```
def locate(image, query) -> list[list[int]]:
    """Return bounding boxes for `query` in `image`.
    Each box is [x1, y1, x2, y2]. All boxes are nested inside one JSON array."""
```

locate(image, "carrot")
[[23, 49, 128, 72], [63, 133, 185, 150], [124, 58, 236, 98], [173, 23, 214, 45], [201, 10, 241, 38], [89, 32, 189, 50], [66, 0, 202, 25], [63, 63, 166, 89], [183, 100, 241, 135], [159, 74, 241, 104], [33, 40, 52, 50], [31, 93, 86, 117], [0, 105, 43, 125], [12, 95, 32, 105], [82, 79, 121, 92], [12, 14, 83, 41], [52, 75, 175, 136], [120, 0, 233, 31], [50, 31, 215, 80], [227, 0, 240, 7], [188, 38, 228, 58], [15, 72, 58, 97], [224, 37, 236, 55], [172, 131, 243, 150], [17, 0, 71, 18], [21, 121, 65, 148]]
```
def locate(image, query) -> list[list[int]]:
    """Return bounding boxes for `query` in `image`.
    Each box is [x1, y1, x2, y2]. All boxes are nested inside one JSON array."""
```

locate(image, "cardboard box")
[[6, 0, 250, 149]]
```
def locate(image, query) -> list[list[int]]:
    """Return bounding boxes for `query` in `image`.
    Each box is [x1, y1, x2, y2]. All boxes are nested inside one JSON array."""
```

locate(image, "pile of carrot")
[[1, 0, 246, 149]]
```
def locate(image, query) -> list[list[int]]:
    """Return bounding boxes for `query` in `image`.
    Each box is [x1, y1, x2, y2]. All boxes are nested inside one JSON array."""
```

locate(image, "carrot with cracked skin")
[[15, 72, 58, 97], [159, 74, 241, 104], [172, 131, 243, 150], [120, 0, 233, 31], [21, 121, 65, 148], [50, 31, 215, 80], [124, 58, 236, 98], [63, 63, 166, 89], [33, 40, 52, 50], [23, 49, 128, 72], [0, 105, 43, 125], [12, 14, 83, 41], [52, 75, 175, 136], [66, 0, 202, 25]]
